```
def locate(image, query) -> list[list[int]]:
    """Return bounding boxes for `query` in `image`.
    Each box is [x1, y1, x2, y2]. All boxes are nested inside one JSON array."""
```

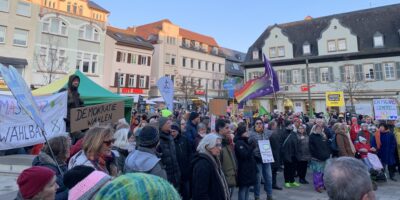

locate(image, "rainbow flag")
[[235, 55, 279, 103]]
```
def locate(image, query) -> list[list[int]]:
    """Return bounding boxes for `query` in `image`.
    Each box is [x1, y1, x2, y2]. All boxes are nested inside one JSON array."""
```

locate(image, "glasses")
[[103, 139, 115, 146]]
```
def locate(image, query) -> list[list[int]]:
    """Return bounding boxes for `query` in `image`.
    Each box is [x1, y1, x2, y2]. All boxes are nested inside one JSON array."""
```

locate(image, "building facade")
[[0, 0, 40, 86], [132, 19, 226, 99], [243, 4, 400, 114], [29, 0, 109, 87], [104, 26, 154, 96]]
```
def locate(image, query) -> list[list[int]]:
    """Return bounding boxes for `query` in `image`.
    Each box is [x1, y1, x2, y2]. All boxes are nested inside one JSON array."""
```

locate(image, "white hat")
[[358, 136, 367, 142]]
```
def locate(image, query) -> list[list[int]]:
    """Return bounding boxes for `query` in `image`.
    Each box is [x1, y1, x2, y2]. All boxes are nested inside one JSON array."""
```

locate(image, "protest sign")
[[209, 99, 227, 116], [70, 101, 124, 132], [243, 106, 254, 118], [258, 140, 275, 163], [326, 91, 345, 107], [210, 114, 216, 132], [355, 104, 373, 116], [373, 99, 398, 120], [157, 76, 174, 111], [0, 92, 67, 150]]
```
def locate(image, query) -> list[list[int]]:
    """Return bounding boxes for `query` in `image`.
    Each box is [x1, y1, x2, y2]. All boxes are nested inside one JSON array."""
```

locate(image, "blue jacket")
[[185, 121, 198, 147], [372, 131, 397, 165]]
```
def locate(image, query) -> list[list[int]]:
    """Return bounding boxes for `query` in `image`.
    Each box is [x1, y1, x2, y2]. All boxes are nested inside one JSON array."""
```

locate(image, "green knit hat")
[[94, 173, 181, 200]]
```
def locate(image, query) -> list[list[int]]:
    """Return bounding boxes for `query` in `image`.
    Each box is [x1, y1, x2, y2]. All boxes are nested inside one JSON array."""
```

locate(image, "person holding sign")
[[249, 118, 274, 200]]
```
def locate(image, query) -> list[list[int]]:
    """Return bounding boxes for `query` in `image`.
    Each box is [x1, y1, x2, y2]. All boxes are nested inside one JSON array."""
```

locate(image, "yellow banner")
[[326, 91, 345, 107]]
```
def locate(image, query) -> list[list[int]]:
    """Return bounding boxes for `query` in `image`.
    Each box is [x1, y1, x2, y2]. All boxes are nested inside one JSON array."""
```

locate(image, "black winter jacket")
[[174, 134, 192, 182], [234, 137, 257, 187], [269, 129, 284, 168], [158, 131, 181, 188], [281, 131, 300, 163], [309, 133, 331, 161]]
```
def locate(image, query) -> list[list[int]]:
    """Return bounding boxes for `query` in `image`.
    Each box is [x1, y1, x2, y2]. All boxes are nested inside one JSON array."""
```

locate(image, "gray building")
[[243, 4, 400, 115]]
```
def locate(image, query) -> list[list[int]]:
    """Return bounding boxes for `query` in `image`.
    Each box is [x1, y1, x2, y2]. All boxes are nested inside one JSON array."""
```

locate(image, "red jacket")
[[350, 124, 360, 143], [355, 142, 371, 159]]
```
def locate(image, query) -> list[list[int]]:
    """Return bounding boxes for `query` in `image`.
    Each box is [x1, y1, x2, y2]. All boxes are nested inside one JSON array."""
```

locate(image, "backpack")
[[328, 133, 339, 152]]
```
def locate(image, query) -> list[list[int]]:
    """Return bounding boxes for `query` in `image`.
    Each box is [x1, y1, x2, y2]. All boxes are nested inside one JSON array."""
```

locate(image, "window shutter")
[[146, 76, 149, 88], [329, 67, 334, 82], [125, 74, 129, 87], [114, 73, 118, 87], [339, 66, 345, 82], [138, 55, 142, 65], [147, 56, 151, 66], [286, 70, 292, 84], [314, 68, 320, 83], [355, 64, 363, 81], [301, 69, 306, 84], [396, 62, 400, 79], [374, 63, 383, 81], [136, 75, 140, 88]]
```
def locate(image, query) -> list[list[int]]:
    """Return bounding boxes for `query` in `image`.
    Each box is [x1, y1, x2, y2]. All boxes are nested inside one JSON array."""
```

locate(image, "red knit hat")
[[17, 166, 55, 199]]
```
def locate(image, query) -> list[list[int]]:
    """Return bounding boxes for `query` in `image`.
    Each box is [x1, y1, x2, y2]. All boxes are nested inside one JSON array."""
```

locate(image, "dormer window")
[[373, 32, 384, 47], [303, 42, 311, 55], [252, 50, 259, 60]]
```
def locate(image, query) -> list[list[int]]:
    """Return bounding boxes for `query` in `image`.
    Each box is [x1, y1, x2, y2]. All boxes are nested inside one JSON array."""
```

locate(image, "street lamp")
[[117, 68, 121, 95]]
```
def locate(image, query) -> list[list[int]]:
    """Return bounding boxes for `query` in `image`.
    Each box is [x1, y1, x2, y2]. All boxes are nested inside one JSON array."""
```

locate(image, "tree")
[[175, 74, 203, 108], [34, 35, 69, 85]]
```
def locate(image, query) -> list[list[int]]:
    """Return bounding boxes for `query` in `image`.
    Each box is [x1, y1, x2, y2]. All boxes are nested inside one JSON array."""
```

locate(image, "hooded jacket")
[[62, 75, 84, 132], [124, 147, 167, 180]]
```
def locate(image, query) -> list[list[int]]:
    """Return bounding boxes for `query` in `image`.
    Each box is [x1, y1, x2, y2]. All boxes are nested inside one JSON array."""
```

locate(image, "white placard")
[[258, 140, 275, 163], [355, 104, 373, 116], [373, 99, 398, 120]]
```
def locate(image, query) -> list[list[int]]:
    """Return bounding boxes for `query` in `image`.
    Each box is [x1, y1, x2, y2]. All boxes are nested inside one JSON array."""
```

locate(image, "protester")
[[358, 123, 372, 144], [124, 125, 167, 179], [185, 111, 200, 148], [192, 133, 230, 200], [281, 120, 300, 188], [158, 117, 182, 189], [32, 136, 70, 200], [268, 120, 283, 190], [371, 123, 397, 181], [324, 157, 376, 200], [355, 136, 376, 170], [63, 165, 95, 190], [235, 125, 257, 200], [216, 119, 238, 197], [249, 118, 273, 200], [171, 123, 192, 200], [112, 119, 131, 173], [94, 173, 181, 200], [335, 123, 355, 157], [16, 166, 58, 200], [296, 124, 311, 184], [309, 124, 331, 193], [350, 117, 361, 143], [68, 126, 118, 176], [62, 75, 84, 137], [194, 122, 207, 149], [365, 116, 377, 135], [68, 170, 111, 200]]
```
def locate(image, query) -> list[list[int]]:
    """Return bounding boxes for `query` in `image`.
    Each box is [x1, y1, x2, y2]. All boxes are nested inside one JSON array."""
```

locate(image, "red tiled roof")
[[134, 19, 219, 47], [107, 26, 135, 35]]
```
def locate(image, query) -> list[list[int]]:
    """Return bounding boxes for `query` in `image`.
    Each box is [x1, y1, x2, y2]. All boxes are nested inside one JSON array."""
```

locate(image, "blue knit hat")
[[94, 173, 181, 200]]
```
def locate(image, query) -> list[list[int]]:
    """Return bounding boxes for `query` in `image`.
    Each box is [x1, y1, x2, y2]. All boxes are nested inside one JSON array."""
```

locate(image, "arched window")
[[42, 17, 68, 36], [79, 25, 100, 42]]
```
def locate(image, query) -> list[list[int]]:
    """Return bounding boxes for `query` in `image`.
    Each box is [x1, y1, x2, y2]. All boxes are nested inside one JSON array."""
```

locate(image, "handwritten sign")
[[157, 76, 174, 111], [243, 106, 254, 119], [70, 101, 124, 132], [209, 99, 227, 116], [258, 140, 275, 163], [0, 92, 67, 150], [373, 99, 398, 120]]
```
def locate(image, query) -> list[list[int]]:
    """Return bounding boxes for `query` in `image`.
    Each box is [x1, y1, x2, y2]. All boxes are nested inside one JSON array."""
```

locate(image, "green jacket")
[[220, 136, 238, 187]]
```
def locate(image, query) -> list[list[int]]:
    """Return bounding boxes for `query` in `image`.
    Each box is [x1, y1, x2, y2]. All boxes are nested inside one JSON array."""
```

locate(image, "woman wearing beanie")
[[68, 126, 118, 176], [94, 173, 180, 200], [234, 125, 257, 200], [16, 166, 58, 200], [192, 133, 230, 200], [32, 136, 71, 200], [68, 170, 111, 200], [124, 125, 167, 180]]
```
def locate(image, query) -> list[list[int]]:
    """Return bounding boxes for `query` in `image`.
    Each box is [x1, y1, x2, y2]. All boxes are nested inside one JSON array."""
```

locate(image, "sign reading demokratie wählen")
[[0, 92, 67, 150], [70, 101, 124, 132], [373, 99, 398, 120]]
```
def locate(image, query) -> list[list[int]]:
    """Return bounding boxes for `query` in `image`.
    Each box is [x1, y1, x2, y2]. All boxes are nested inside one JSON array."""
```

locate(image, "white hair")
[[196, 133, 221, 153], [113, 128, 130, 150]]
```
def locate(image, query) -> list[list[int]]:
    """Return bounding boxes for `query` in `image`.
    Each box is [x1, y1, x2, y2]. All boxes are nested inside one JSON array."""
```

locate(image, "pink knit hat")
[[68, 170, 111, 200]]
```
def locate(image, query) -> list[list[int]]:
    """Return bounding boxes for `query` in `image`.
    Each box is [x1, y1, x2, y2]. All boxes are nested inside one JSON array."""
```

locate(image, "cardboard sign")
[[70, 101, 124, 132], [209, 99, 227, 116], [355, 104, 373, 116], [326, 91, 345, 107], [373, 99, 398, 120], [258, 140, 275, 163]]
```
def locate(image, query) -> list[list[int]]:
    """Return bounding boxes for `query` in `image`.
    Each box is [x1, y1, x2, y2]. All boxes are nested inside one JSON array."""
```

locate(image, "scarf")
[[375, 130, 382, 150], [203, 151, 230, 200]]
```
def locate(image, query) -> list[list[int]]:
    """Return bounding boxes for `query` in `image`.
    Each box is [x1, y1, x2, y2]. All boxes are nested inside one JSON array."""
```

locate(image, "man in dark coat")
[[157, 117, 182, 189], [171, 123, 192, 200], [268, 120, 284, 190], [185, 112, 200, 149]]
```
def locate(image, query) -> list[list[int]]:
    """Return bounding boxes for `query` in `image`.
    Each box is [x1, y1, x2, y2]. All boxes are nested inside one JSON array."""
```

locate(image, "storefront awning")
[[0, 56, 27, 68]]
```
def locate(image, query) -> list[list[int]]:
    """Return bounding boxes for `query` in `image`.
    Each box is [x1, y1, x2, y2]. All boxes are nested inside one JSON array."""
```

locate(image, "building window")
[[16, 1, 31, 17], [182, 57, 186, 67], [13, 28, 28, 46], [212, 47, 218, 55], [131, 54, 137, 64], [292, 70, 300, 84], [165, 53, 170, 64], [363, 64, 374, 81], [303, 42, 310, 55], [373, 32, 384, 47], [278, 46, 285, 57], [73, 3, 77, 14], [76, 52, 98, 74], [140, 55, 147, 65], [308, 69, 316, 83], [171, 54, 176, 65], [205, 62, 209, 70], [42, 17, 67, 36], [337, 39, 347, 51], [190, 59, 193, 68], [39, 46, 66, 70], [269, 47, 276, 58], [212, 63, 215, 71], [0, 26, 5, 43], [384, 62, 395, 80], [128, 74, 136, 87], [252, 50, 258, 60], [79, 5, 83, 15], [320, 67, 330, 83], [119, 73, 125, 86], [139, 76, 146, 88], [218, 64, 222, 72], [0, 0, 9, 12], [327, 40, 336, 52], [278, 70, 286, 84], [67, 2, 70, 12], [344, 65, 355, 81], [79, 25, 100, 42], [166, 36, 176, 45], [116, 51, 122, 62]]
